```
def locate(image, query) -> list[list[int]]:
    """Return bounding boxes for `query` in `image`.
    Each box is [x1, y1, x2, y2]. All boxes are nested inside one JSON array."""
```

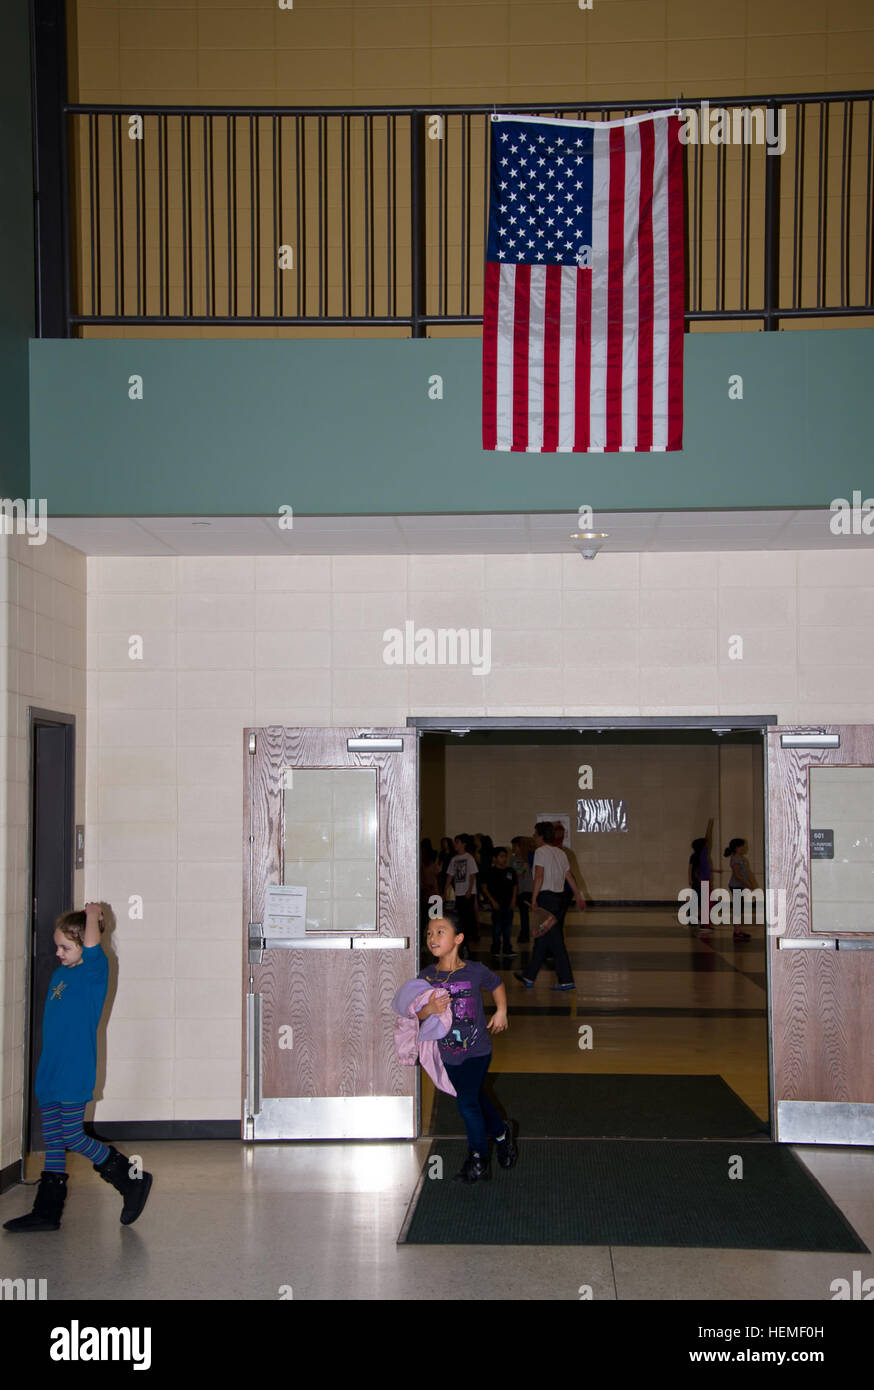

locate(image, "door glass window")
[[281, 768, 378, 932], [810, 766, 874, 933]]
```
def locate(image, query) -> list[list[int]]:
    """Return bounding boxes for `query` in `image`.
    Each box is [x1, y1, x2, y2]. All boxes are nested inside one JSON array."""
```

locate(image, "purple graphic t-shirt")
[[417, 961, 502, 1061]]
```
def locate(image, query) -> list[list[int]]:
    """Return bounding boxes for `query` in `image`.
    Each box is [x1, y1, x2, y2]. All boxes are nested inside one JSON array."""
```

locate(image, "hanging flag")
[[482, 111, 685, 453]]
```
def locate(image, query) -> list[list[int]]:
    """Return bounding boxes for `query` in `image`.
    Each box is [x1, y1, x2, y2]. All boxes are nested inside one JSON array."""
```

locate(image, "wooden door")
[[768, 726, 874, 1145], [242, 727, 419, 1139]]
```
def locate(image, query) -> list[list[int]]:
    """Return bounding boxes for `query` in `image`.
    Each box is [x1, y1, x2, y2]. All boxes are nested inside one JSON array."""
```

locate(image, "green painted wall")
[[29, 329, 874, 516], [0, 0, 34, 500]]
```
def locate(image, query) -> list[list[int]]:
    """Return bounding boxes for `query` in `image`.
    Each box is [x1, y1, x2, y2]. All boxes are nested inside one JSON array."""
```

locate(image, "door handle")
[[248, 921, 264, 964], [256, 936, 409, 950], [246, 992, 262, 1116]]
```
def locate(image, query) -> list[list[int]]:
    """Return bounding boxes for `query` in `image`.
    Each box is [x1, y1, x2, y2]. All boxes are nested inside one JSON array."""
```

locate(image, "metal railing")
[[57, 94, 874, 335]]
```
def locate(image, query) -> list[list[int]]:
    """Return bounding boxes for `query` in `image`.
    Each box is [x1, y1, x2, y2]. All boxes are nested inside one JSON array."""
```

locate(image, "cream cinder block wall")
[[85, 546, 874, 1121], [0, 535, 87, 1175], [441, 741, 764, 901]]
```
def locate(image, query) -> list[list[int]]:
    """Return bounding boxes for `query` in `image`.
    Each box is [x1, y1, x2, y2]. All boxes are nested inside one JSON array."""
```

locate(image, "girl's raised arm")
[[83, 902, 103, 948]]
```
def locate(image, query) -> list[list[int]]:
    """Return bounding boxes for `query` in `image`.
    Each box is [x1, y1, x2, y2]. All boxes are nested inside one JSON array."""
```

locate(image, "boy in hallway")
[[447, 834, 480, 943], [483, 846, 517, 961]]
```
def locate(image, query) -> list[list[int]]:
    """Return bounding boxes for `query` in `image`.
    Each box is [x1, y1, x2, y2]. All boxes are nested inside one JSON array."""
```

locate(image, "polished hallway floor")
[[431, 907, 770, 1124], [1, 911, 871, 1301]]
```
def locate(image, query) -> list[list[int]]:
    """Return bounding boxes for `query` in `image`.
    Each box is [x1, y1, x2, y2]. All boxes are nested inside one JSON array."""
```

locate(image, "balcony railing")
[[52, 94, 874, 336]]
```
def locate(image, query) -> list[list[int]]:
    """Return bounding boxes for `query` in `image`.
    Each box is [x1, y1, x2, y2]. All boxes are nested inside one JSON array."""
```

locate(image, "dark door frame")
[[23, 707, 76, 1166], [409, 711, 777, 1138]]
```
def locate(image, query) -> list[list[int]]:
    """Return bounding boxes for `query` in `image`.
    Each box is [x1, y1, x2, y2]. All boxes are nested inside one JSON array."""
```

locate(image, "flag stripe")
[[650, 118, 670, 450], [573, 265, 592, 450], [512, 265, 531, 451], [605, 127, 625, 452], [636, 118, 655, 452], [482, 259, 500, 450], [558, 266, 577, 451], [542, 264, 562, 451], [588, 125, 610, 450], [667, 115, 685, 451], [495, 262, 516, 449], [527, 267, 545, 450], [621, 121, 640, 451]]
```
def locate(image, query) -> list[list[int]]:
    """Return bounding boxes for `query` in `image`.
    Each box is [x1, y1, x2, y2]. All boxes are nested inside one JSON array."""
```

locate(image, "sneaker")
[[733, 930, 751, 941], [494, 1119, 518, 1169], [551, 982, 575, 991], [501, 951, 517, 960], [453, 1150, 491, 1184], [514, 972, 534, 989]]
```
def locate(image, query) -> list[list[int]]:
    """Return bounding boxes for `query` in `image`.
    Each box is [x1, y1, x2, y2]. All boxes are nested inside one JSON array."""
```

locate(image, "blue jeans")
[[517, 891, 532, 942], [442, 1052, 506, 1155]]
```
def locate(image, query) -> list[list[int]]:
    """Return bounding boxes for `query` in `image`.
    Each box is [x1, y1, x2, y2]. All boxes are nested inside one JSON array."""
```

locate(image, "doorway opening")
[[415, 716, 773, 1142]]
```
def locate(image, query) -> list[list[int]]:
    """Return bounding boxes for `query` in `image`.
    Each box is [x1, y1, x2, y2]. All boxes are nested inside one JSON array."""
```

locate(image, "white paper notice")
[[264, 885, 308, 938]]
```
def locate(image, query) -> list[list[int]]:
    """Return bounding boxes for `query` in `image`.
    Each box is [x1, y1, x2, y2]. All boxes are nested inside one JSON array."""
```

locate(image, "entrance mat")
[[399, 1140, 869, 1250], [431, 1073, 768, 1140]]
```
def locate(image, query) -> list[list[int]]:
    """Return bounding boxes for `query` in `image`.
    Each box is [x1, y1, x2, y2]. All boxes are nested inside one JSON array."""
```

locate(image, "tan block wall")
[[80, 545, 874, 1121], [440, 740, 764, 900], [0, 536, 87, 1174], [69, 1, 874, 108]]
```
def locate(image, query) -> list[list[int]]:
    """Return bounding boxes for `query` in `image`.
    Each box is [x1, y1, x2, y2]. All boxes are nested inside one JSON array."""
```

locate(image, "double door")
[[243, 721, 874, 1146]]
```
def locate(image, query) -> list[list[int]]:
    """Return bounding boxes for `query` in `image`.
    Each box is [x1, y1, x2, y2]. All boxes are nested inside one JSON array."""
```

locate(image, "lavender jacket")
[[391, 978, 457, 1097]]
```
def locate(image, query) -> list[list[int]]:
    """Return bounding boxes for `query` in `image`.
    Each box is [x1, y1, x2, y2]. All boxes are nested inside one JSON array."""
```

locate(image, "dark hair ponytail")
[[724, 838, 744, 858]]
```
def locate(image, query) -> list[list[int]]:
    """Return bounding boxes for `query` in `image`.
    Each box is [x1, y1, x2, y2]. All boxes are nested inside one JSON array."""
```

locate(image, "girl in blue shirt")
[[4, 902, 153, 1232]]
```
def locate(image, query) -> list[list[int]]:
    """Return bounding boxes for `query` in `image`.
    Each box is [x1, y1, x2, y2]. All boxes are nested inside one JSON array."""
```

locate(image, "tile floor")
[[1, 911, 871, 1300]]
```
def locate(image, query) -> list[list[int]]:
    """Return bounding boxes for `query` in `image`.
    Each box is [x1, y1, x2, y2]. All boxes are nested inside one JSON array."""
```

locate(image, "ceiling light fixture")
[[570, 531, 609, 559]]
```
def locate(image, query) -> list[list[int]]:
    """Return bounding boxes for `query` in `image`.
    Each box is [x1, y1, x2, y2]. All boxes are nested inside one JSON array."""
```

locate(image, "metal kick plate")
[[777, 1101, 874, 1146], [250, 1096, 415, 1140]]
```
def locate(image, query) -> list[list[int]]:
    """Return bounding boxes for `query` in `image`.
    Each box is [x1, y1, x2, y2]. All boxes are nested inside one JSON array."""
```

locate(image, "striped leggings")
[[41, 1102, 109, 1174]]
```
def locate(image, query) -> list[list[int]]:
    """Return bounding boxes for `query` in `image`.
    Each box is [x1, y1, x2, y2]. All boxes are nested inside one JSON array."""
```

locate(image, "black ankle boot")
[[453, 1149, 491, 1184], [94, 1146, 153, 1225], [3, 1170, 68, 1232], [494, 1119, 518, 1169]]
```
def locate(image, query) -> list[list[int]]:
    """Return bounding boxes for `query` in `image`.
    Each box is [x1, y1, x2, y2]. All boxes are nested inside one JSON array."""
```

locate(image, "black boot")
[[453, 1149, 491, 1184], [3, 1170, 68, 1232], [494, 1119, 518, 1169], [94, 1146, 153, 1225]]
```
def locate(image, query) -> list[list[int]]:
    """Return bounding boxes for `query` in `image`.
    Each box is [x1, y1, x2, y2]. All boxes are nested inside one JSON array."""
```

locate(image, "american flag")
[[482, 111, 685, 453]]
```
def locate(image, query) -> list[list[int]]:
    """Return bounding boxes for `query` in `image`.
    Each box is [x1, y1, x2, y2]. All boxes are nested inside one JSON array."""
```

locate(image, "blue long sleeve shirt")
[[35, 944, 109, 1103]]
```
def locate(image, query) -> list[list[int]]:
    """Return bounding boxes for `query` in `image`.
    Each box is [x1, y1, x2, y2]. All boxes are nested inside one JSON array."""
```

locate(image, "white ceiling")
[[44, 509, 868, 556]]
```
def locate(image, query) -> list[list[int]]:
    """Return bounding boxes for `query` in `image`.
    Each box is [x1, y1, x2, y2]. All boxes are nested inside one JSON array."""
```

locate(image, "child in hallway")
[[4, 902, 153, 1232], [482, 846, 518, 960], [725, 838, 754, 942], [415, 917, 518, 1184]]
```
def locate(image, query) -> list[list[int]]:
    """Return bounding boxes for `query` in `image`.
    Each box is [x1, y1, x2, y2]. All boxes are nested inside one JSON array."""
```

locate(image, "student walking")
[[420, 839, 440, 932], [483, 846, 517, 959], [510, 836, 534, 943], [514, 822, 585, 991], [4, 903, 153, 1232], [437, 837, 455, 899], [725, 837, 754, 942], [689, 817, 714, 933], [416, 917, 517, 1183], [447, 834, 480, 942]]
